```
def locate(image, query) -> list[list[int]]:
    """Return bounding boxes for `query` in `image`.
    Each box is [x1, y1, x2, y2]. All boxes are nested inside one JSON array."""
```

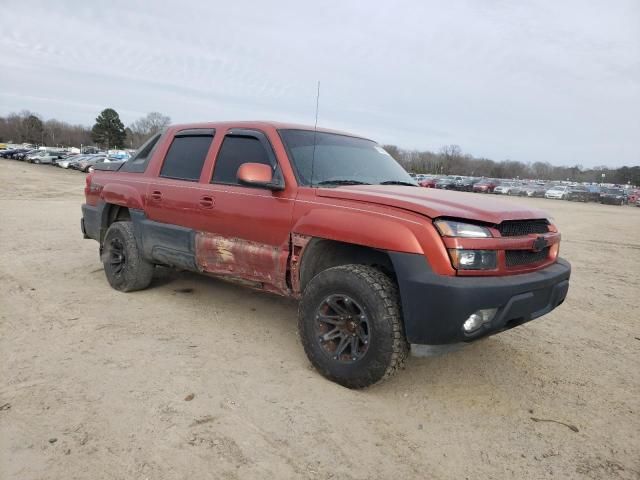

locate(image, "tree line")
[[0, 109, 636, 184], [383, 144, 639, 186], [0, 109, 170, 151]]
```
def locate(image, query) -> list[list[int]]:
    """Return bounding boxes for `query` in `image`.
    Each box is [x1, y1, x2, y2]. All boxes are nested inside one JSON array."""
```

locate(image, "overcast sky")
[[1, 0, 638, 167]]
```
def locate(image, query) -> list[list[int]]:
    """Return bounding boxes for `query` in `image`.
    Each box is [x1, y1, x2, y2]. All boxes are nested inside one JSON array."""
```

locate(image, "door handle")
[[199, 196, 215, 208], [150, 190, 162, 201]]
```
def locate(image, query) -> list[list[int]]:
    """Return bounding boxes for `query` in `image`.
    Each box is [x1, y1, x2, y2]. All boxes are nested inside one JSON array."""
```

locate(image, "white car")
[[493, 182, 516, 194], [545, 186, 570, 199], [28, 151, 64, 164]]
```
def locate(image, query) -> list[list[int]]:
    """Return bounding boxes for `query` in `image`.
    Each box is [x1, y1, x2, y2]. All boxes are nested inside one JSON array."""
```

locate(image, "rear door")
[[142, 128, 216, 270]]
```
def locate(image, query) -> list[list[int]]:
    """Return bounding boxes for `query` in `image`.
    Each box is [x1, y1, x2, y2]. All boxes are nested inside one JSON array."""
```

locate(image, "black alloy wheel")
[[108, 237, 126, 276], [314, 294, 370, 363]]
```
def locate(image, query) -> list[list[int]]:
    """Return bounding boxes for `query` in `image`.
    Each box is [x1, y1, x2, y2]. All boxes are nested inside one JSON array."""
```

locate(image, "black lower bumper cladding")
[[389, 253, 571, 345]]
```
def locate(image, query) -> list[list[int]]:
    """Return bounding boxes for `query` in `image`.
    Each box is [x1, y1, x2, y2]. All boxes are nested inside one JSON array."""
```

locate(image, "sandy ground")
[[0, 160, 639, 480]]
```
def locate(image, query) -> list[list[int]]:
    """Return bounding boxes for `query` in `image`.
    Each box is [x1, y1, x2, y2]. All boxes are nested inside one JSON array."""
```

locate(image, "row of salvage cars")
[[412, 174, 639, 207], [0, 147, 127, 172]]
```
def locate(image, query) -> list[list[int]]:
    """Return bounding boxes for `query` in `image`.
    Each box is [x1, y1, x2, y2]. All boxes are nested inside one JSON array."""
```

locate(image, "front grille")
[[498, 219, 549, 237], [505, 247, 550, 267]]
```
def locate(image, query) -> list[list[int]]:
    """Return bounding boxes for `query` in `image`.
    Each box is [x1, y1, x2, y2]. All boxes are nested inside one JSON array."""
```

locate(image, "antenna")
[[310, 81, 320, 187]]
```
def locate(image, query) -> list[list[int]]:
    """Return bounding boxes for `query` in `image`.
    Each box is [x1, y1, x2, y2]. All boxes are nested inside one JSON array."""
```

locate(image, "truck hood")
[[317, 185, 549, 224]]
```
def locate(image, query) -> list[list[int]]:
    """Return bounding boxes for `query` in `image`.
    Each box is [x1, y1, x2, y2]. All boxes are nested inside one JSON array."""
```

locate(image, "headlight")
[[448, 249, 497, 270], [434, 219, 492, 238]]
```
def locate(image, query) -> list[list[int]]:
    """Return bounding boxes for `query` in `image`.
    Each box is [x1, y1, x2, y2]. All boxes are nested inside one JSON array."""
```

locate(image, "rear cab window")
[[159, 129, 215, 182], [121, 132, 163, 173]]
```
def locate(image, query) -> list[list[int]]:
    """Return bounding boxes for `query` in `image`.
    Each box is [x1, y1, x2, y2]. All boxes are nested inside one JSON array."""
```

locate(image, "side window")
[[212, 136, 272, 185], [159, 135, 213, 181], [121, 132, 162, 173]]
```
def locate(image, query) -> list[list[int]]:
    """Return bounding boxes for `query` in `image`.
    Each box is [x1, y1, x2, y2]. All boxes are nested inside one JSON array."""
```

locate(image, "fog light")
[[462, 308, 498, 333]]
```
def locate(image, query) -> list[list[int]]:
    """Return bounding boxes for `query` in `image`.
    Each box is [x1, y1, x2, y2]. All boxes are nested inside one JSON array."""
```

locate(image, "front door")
[[193, 129, 295, 292]]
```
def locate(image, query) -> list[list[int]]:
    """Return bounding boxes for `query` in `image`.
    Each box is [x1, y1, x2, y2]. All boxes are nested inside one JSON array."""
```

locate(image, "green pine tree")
[[91, 108, 126, 149]]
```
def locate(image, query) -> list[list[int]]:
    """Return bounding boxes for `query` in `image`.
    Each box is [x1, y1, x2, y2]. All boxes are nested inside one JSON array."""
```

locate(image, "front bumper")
[[389, 253, 571, 345]]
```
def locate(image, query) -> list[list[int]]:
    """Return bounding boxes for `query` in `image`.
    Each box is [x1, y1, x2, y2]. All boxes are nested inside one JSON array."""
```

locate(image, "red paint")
[[86, 121, 564, 294]]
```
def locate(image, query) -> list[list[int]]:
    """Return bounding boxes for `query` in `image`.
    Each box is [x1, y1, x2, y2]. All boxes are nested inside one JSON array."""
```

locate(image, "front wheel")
[[298, 265, 409, 389], [102, 221, 154, 292]]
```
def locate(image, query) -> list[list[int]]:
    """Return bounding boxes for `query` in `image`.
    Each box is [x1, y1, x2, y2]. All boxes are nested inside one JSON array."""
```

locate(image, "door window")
[[159, 134, 214, 181], [212, 136, 272, 185]]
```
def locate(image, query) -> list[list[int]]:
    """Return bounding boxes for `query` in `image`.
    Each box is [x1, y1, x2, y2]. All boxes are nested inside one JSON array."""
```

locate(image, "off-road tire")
[[298, 265, 409, 389], [102, 221, 154, 292]]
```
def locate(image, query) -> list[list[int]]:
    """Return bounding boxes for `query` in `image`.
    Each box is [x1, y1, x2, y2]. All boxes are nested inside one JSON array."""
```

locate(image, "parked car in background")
[[52, 153, 75, 166], [545, 185, 570, 200], [15, 149, 40, 160], [73, 155, 108, 172], [521, 184, 547, 198], [472, 179, 498, 193], [8, 148, 30, 159], [566, 186, 591, 202], [434, 176, 457, 190], [600, 188, 628, 205], [508, 183, 529, 196], [58, 154, 86, 169], [0, 148, 22, 158], [493, 182, 518, 195], [454, 177, 480, 192], [418, 176, 439, 188], [88, 159, 126, 173], [628, 189, 640, 204], [584, 185, 602, 202], [28, 151, 65, 164]]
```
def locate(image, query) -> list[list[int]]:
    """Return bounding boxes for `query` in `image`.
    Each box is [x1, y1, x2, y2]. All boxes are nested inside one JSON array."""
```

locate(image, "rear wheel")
[[298, 265, 408, 389], [102, 221, 154, 292]]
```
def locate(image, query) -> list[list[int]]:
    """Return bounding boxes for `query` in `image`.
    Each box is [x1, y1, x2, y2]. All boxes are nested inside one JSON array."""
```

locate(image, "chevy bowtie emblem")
[[532, 236, 547, 252]]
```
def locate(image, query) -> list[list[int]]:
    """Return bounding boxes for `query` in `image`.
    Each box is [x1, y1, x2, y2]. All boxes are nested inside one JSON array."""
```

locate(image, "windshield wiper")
[[379, 180, 418, 186], [316, 179, 372, 186]]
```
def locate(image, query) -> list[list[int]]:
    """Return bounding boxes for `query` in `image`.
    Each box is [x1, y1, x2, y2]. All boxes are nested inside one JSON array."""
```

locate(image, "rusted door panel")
[[195, 233, 288, 292]]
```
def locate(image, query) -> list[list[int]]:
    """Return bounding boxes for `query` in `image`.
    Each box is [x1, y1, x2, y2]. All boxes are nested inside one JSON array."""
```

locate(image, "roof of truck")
[[167, 121, 373, 141]]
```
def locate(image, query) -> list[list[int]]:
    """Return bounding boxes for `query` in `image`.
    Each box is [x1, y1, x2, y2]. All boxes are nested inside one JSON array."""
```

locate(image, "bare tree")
[[127, 112, 171, 148]]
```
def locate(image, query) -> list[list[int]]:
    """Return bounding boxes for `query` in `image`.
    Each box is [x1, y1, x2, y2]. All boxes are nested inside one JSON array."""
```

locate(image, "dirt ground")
[[0, 160, 638, 480]]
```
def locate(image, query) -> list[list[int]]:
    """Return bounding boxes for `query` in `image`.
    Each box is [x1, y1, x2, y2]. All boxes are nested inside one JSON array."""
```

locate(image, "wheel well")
[[298, 238, 396, 293], [101, 204, 131, 242]]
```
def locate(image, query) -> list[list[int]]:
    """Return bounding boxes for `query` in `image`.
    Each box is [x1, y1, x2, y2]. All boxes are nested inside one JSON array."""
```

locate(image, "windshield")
[[279, 129, 415, 187]]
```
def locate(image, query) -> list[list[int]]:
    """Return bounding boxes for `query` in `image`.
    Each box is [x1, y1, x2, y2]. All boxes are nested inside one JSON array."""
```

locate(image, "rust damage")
[[289, 233, 311, 297], [195, 232, 289, 295]]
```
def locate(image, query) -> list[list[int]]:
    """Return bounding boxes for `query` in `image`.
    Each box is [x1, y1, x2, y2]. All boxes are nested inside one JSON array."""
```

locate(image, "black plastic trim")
[[388, 252, 571, 345], [175, 128, 215, 137], [81, 203, 105, 242], [129, 210, 197, 271]]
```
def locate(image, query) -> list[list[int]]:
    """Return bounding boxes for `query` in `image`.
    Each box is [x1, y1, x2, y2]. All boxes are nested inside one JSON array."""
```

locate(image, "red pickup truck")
[[82, 121, 570, 388]]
